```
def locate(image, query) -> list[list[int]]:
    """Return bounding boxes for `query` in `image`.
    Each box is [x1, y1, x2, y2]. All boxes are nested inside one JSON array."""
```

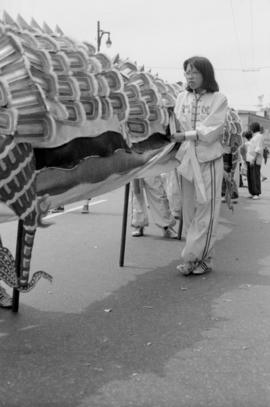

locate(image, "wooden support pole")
[[174, 169, 183, 240], [177, 209, 183, 240], [12, 219, 23, 313], [119, 183, 130, 267]]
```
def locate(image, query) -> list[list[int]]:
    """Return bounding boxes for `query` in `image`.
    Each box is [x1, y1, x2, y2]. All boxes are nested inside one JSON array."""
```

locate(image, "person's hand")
[[250, 160, 254, 166], [171, 132, 186, 142]]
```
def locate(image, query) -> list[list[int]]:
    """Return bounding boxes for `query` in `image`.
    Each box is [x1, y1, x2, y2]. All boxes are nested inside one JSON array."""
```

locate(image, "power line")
[[228, 0, 253, 103], [147, 66, 270, 72], [230, 0, 245, 69], [249, 0, 255, 68]]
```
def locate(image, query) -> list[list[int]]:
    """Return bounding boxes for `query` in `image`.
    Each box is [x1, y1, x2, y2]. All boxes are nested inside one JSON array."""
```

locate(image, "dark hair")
[[183, 56, 219, 93], [243, 130, 252, 141], [249, 122, 261, 133]]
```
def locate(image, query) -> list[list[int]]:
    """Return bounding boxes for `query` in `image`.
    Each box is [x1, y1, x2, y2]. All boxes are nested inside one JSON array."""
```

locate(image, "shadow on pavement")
[[0, 193, 270, 407]]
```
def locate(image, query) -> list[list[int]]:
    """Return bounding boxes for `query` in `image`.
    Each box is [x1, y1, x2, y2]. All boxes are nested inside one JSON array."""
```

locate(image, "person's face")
[[184, 63, 203, 90]]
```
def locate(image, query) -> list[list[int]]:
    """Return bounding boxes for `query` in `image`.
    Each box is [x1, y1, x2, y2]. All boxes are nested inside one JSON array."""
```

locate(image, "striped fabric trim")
[[200, 261, 211, 272], [202, 160, 216, 260]]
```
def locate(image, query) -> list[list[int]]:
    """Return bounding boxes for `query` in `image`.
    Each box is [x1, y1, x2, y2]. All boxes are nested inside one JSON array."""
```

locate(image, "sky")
[[1, 0, 270, 111]]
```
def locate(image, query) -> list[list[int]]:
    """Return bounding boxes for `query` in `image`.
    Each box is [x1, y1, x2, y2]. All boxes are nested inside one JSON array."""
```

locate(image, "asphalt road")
[[1, 163, 270, 407]]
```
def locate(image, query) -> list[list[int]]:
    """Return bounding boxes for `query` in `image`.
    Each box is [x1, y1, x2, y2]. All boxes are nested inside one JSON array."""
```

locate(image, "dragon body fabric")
[[222, 108, 243, 210], [0, 13, 182, 292]]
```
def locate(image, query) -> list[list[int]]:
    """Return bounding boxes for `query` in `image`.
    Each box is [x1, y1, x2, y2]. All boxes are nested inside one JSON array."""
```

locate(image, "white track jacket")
[[174, 90, 228, 163]]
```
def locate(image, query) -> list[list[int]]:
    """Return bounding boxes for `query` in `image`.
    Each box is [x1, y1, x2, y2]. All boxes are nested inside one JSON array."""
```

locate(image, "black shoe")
[[51, 206, 64, 213], [81, 205, 89, 214], [132, 227, 144, 237]]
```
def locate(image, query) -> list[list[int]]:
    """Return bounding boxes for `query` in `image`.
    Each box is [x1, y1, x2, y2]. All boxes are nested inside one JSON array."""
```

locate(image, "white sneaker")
[[192, 261, 213, 275], [252, 195, 259, 200], [163, 226, 178, 239], [176, 262, 194, 276]]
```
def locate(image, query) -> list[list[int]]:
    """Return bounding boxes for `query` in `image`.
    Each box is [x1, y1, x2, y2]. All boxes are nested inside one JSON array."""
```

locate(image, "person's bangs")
[[183, 56, 219, 93]]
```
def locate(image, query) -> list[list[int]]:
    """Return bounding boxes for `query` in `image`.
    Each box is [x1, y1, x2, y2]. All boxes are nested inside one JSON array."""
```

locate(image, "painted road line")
[[45, 199, 107, 219]]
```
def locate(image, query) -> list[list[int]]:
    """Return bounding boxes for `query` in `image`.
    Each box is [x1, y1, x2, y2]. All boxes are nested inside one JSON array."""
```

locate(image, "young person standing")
[[172, 56, 228, 275]]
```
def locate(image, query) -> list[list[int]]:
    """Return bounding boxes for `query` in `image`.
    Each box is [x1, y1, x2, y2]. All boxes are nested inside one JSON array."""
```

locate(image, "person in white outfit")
[[172, 56, 228, 275], [246, 122, 264, 199], [131, 174, 179, 239], [240, 130, 252, 187], [161, 169, 182, 220]]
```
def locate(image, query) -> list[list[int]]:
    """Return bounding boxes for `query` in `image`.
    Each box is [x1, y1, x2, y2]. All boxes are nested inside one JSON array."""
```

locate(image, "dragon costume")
[[0, 12, 181, 294]]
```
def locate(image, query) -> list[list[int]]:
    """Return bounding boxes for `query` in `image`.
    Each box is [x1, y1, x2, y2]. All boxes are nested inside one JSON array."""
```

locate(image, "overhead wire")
[[149, 0, 266, 73], [230, 0, 245, 70], [229, 0, 258, 107], [147, 66, 270, 72], [149, 0, 266, 108], [249, 0, 255, 68], [248, 0, 260, 100]]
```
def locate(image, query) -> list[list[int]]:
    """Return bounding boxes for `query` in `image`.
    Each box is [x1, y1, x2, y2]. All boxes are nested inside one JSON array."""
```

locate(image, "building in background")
[[238, 109, 270, 147]]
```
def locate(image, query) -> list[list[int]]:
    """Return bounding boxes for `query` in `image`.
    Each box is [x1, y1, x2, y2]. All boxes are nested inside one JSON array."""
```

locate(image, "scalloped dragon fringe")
[[0, 13, 181, 294], [0, 12, 242, 294], [0, 135, 52, 291]]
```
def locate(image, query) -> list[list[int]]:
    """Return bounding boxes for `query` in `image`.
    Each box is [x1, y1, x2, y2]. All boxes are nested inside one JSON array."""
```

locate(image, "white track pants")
[[181, 157, 223, 264], [161, 169, 182, 218], [131, 175, 176, 229]]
